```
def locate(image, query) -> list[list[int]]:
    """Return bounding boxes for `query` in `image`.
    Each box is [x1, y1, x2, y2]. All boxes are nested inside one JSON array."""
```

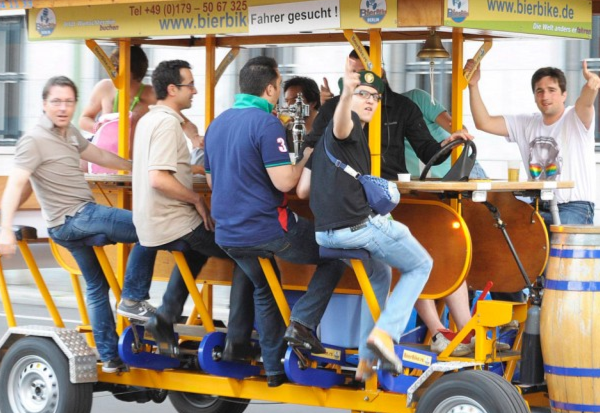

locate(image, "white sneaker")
[[431, 332, 472, 357], [117, 300, 157, 322]]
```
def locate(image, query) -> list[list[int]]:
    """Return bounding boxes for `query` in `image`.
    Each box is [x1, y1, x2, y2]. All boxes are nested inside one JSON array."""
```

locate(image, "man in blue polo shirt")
[[204, 56, 346, 387]]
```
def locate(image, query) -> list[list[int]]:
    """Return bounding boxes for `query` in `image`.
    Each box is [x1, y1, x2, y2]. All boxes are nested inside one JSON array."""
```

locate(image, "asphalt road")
[[0, 302, 345, 413]]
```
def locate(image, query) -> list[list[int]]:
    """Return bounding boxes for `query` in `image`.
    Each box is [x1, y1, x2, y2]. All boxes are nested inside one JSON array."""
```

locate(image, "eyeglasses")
[[175, 82, 196, 90], [353, 90, 381, 102], [46, 99, 77, 107]]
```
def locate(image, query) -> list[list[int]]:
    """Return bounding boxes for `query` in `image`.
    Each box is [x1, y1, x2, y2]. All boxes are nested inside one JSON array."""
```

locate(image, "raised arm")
[[0, 167, 33, 256], [333, 58, 360, 140], [465, 59, 509, 137], [575, 60, 600, 129]]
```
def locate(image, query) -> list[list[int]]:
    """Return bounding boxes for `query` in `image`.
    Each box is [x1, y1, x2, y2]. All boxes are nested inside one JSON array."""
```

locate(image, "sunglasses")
[[529, 163, 558, 179]]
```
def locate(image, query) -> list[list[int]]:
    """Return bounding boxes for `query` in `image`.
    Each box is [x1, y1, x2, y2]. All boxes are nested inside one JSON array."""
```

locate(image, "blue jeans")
[[469, 161, 488, 179], [538, 201, 595, 228], [153, 225, 230, 324], [316, 214, 432, 361], [48, 203, 156, 362], [221, 214, 346, 376], [357, 259, 392, 360]]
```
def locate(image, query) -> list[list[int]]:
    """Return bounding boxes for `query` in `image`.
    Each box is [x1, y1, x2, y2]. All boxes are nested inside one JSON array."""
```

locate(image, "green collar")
[[232, 94, 274, 113]]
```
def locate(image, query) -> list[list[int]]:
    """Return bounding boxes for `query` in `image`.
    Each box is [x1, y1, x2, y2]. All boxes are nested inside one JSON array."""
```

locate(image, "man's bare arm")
[[79, 80, 113, 133], [575, 60, 600, 129], [465, 59, 509, 137], [333, 58, 360, 140], [267, 147, 313, 193], [81, 143, 132, 171], [149, 170, 214, 231], [296, 167, 312, 199]]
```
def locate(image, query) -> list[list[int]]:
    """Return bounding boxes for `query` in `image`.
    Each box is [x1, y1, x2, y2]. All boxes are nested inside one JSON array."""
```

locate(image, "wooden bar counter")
[[81, 175, 574, 299]]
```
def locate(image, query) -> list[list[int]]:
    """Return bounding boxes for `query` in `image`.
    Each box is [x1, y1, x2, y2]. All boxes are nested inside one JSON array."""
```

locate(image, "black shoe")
[[145, 313, 178, 357], [102, 357, 129, 374], [222, 340, 259, 362], [267, 373, 288, 387], [284, 321, 326, 354]]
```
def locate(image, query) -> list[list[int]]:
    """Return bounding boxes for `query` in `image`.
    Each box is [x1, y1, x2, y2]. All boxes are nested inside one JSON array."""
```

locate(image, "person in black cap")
[[297, 60, 433, 381], [314, 46, 483, 358], [310, 46, 471, 180]]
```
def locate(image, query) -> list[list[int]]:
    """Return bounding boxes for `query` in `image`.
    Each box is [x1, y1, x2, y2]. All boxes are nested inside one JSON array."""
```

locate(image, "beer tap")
[[288, 93, 310, 163]]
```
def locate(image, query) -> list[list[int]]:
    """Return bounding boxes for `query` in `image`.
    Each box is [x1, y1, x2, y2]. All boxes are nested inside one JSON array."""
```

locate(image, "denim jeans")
[[153, 224, 230, 324], [469, 161, 488, 179], [48, 203, 156, 362], [316, 214, 432, 361], [221, 214, 346, 376], [538, 201, 595, 228], [357, 259, 392, 360]]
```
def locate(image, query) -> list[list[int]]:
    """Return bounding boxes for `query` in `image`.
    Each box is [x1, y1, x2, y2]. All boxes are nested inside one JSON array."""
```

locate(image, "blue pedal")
[[283, 347, 346, 388], [118, 325, 181, 371], [198, 332, 261, 380], [377, 344, 434, 393], [378, 370, 418, 393]]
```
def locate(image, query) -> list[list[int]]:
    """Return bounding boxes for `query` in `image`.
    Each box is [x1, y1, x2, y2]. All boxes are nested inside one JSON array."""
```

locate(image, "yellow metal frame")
[[17, 240, 65, 328], [4, 3, 574, 411], [0, 255, 17, 328], [172, 251, 215, 332]]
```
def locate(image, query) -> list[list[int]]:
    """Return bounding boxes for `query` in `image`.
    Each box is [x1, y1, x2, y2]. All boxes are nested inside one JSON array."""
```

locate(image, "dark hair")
[[349, 45, 370, 59], [283, 76, 321, 110], [239, 56, 279, 96], [110, 45, 149, 82], [348, 45, 386, 81], [42, 76, 78, 101], [152, 60, 192, 100], [531, 67, 567, 93]]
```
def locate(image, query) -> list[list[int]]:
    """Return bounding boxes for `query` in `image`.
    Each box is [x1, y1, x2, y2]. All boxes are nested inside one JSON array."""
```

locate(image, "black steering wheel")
[[419, 139, 477, 182]]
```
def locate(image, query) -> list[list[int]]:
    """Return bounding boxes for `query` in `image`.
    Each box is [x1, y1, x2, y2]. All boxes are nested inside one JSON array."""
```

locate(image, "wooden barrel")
[[540, 225, 600, 413]]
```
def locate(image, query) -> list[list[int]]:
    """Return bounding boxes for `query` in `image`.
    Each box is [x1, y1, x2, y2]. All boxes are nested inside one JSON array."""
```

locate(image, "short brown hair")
[[531, 67, 567, 94]]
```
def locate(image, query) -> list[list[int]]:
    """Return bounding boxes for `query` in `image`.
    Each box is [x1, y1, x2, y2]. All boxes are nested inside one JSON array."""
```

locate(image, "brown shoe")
[[355, 359, 376, 381], [366, 328, 402, 373]]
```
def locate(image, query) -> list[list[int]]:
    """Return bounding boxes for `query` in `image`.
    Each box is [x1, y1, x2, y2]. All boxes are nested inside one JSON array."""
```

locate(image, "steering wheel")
[[419, 139, 477, 182]]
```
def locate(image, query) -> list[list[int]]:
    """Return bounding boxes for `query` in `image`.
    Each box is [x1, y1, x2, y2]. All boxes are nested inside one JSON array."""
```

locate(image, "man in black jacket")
[[309, 46, 470, 180]]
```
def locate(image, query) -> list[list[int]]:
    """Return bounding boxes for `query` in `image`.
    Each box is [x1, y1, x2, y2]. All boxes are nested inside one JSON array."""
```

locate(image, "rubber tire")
[[416, 369, 529, 413], [0, 336, 93, 413], [168, 391, 250, 413]]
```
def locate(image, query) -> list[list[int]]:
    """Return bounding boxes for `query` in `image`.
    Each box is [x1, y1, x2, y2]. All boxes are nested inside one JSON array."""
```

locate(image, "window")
[[0, 15, 25, 146]]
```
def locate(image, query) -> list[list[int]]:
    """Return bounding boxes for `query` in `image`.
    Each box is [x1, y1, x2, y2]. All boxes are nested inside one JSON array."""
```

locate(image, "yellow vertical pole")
[[204, 34, 217, 319], [117, 39, 131, 332], [369, 29, 383, 177], [205, 34, 216, 127], [451, 29, 465, 214], [117, 40, 131, 165], [451, 28, 464, 134]]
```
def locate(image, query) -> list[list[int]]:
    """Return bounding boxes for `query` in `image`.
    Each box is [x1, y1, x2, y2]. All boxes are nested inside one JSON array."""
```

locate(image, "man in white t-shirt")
[[465, 60, 598, 226]]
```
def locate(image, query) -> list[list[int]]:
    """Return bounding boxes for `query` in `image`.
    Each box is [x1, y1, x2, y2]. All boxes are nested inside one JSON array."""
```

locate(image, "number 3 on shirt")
[[277, 137, 288, 153]]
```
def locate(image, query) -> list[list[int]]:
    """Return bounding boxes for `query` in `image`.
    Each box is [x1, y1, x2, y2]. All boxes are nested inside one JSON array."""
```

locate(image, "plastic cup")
[[508, 160, 521, 182], [397, 173, 411, 182]]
